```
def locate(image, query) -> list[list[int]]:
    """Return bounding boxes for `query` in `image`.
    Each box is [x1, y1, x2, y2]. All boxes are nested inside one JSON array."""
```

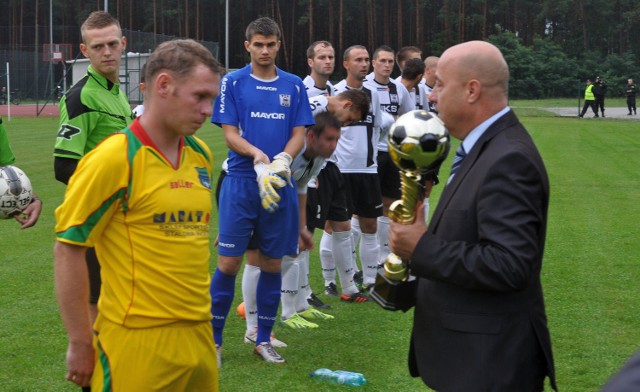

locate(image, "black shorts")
[[310, 162, 350, 229], [342, 172, 383, 218], [377, 151, 401, 199]]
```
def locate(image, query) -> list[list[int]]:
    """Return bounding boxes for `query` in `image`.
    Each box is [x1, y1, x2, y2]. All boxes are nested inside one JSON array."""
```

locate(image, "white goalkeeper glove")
[[266, 152, 293, 186], [254, 163, 286, 213]]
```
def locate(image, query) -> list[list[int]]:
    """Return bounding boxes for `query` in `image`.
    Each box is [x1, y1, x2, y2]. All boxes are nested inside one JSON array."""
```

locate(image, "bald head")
[[423, 56, 439, 87], [442, 41, 509, 99], [429, 41, 510, 139]]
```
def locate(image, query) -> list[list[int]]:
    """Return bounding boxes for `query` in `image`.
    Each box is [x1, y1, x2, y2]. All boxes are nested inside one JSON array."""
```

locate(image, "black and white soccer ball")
[[0, 165, 33, 219], [388, 110, 450, 174]]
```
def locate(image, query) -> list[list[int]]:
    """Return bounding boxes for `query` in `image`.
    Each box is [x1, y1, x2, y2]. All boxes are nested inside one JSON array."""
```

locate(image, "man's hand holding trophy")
[[370, 110, 450, 311]]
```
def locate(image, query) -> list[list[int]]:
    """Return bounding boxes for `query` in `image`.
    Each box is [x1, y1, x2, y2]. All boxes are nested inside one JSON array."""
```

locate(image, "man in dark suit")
[[602, 350, 640, 391], [389, 41, 557, 391]]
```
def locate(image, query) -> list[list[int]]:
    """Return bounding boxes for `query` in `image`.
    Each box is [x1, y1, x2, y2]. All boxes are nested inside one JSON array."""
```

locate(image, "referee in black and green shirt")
[[53, 11, 134, 333]]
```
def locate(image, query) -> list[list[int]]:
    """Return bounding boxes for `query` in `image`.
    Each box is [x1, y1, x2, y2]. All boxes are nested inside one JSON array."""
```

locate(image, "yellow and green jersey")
[[54, 65, 134, 160], [55, 119, 214, 328]]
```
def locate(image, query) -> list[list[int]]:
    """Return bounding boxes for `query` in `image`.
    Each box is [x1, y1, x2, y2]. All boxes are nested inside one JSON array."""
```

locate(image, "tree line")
[[1, 0, 639, 99]]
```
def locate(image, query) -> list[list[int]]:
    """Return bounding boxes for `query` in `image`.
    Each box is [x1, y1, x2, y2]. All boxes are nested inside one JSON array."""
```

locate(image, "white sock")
[[351, 216, 362, 267], [377, 216, 390, 265], [296, 250, 311, 312], [241, 264, 260, 333], [423, 197, 431, 224], [333, 230, 359, 295], [360, 233, 380, 285], [280, 255, 299, 320], [319, 231, 336, 285]]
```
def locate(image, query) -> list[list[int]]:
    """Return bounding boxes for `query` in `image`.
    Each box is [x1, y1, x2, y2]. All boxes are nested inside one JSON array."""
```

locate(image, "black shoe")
[[307, 293, 331, 309], [353, 270, 363, 286], [629, 112, 632, 115], [324, 282, 338, 296], [602, 113, 605, 117], [340, 292, 369, 303], [594, 114, 599, 118], [579, 114, 584, 118]]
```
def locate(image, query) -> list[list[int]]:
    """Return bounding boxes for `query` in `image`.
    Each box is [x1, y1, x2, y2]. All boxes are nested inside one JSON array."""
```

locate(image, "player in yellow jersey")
[[54, 39, 225, 391]]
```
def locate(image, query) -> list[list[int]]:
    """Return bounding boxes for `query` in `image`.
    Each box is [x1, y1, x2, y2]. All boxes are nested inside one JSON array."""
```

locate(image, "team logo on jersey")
[[279, 94, 291, 107], [250, 112, 285, 120], [153, 210, 210, 223], [195, 167, 211, 189], [219, 77, 228, 113], [390, 94, 399, 104], [56, 124, 81, 140]]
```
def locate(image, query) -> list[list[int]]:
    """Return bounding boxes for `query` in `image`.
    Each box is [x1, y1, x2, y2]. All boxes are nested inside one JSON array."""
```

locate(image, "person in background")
[[579, 78, 598, 118], [592, 76, 607, 117], [53, 11, 134, 326], [209, 16, 314, 365], [625, 78, 637, 115]]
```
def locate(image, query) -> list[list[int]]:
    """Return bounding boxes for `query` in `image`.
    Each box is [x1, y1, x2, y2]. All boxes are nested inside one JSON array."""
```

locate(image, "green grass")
[[1, 109, 639, 391]]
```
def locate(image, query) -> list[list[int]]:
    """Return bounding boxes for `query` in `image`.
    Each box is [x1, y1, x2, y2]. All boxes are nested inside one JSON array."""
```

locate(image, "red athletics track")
[[0, 103, 60, 117]]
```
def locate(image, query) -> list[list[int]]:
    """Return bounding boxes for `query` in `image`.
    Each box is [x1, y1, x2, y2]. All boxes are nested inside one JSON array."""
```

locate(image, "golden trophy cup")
[[370, 110, 450, 311]]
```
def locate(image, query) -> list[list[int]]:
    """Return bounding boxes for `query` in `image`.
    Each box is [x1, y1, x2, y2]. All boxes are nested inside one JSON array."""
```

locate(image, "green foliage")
[[490, 31, 579, 99], [1, 109, 640, 391], [488, 31, 636, 99]]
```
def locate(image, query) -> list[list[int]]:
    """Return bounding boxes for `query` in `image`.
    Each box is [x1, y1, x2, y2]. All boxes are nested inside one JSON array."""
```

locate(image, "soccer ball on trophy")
[[0, 165, 33, 219], [385, 110, 450, 225], [371, 110, 450, 311], [388, 109, 450, 175]]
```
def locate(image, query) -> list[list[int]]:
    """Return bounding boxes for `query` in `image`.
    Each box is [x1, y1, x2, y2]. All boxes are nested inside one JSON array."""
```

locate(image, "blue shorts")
[[218, 175, 299, 259]]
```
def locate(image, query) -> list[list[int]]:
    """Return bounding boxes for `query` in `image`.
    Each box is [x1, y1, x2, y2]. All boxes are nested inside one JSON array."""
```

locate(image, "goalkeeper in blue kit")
[[209, 17, 314, 365]]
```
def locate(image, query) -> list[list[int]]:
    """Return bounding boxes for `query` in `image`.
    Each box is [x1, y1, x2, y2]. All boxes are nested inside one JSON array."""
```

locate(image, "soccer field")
[[1, 109, 639, 391]]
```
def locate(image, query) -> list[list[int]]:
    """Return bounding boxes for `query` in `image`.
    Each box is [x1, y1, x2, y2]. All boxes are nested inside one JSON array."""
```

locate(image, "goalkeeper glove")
[[266, 152, 293, 186], [254, 163, 286, 213]]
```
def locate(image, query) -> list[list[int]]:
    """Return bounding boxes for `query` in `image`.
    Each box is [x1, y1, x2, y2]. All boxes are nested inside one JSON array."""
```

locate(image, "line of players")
[[298, 43, 441, 308], [213, 29, 443, 365], [285, 42, 442, 311], [53, 12, 442, 371]]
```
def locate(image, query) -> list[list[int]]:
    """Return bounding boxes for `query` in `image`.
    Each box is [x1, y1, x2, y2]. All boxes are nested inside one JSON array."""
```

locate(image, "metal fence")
[[0, 28, 219, 107]]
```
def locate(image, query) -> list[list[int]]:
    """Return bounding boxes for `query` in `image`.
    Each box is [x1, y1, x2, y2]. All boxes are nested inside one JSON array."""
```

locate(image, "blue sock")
[[256, 270, 282, 345], [210, 267, 236, 346]]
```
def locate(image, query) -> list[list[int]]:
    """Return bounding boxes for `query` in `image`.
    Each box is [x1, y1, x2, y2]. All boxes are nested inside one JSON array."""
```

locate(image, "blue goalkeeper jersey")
[[212, 64, 314, 178]]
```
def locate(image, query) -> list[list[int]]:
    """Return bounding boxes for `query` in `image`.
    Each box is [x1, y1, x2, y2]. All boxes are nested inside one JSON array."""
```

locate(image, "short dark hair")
[[338, 89, 370, 122], [81, 11, 122, 43], [306, 41, 333, 59], [402, 58, 425, 80], [145, 39, 225, 83], [396, 46, 422, 66], [373, 45, 394, 60], [245, 17, 281, 41], [309, 111, 342, 137], [343, 45, 367, 62]]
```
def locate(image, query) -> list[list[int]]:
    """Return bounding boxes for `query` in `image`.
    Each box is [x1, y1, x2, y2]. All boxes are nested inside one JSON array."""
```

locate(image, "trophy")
[[370, 110, 450, 311]]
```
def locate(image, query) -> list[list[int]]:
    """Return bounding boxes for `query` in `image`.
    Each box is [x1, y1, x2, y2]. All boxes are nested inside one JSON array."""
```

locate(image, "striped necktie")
[[447, 144, 466, 184]]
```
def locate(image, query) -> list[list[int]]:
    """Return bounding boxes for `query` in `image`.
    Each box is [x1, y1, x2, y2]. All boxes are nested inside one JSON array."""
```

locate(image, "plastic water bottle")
[[310, 368, 367, 386]]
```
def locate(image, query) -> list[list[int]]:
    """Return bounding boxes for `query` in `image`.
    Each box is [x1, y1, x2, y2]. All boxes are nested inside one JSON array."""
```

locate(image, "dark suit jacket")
[[408, 110, 557, 391], [601, 350, 640, 391]]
